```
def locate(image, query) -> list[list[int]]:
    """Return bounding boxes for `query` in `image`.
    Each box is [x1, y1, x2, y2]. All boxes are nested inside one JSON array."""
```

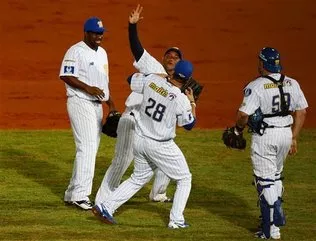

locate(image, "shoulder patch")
[[243, 88, 252, 97], [168, 93, 177, 101], [64, 66, 75, 74]]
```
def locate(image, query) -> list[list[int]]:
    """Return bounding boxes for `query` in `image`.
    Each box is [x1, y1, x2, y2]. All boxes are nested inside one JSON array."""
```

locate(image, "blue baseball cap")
[[174, 60, 193, 80], [84, 17, 106, 33]]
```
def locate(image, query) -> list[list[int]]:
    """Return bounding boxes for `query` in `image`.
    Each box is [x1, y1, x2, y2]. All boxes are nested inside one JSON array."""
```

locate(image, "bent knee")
[[179, 172, 192, 183]]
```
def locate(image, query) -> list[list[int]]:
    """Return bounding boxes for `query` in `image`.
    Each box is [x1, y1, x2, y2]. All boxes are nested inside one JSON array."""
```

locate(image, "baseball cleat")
[[152, 197, 173, 203], [64, 200, 93, 210], [150, 193, 173, 203], [254, 231, 280, 240], [168, 221, 189, 229], [92, 204, 116, 225]]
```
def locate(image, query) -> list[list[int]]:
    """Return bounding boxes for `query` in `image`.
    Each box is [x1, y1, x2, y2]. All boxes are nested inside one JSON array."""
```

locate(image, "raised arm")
[[128, 4, 144, 62]]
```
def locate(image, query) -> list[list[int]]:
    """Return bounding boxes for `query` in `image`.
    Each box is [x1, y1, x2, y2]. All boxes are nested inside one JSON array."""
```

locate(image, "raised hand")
[[185, 87, 195, 103], [129, 4, 144, 24]]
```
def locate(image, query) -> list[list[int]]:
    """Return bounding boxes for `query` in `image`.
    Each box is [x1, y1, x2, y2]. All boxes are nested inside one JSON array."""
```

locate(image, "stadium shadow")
[[112, 185, 171, 226], [1, 147, 69, 202], [191, 185, 258, 233]]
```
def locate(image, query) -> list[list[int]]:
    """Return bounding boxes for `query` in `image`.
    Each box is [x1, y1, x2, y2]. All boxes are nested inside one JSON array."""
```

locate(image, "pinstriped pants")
[[102, 133, 192, 223], [64, 96, 103, 201]]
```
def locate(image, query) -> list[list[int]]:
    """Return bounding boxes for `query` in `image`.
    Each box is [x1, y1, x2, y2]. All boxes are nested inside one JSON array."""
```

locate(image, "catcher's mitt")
[[102, 111, 121, 138], [222, 127, 246, 150], [181, 77, 203, 101]]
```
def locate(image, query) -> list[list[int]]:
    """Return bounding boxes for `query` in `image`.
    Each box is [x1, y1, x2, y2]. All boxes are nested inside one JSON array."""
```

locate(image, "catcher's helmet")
[[259, 47, 282, 73], [174, 60, 193, 81]]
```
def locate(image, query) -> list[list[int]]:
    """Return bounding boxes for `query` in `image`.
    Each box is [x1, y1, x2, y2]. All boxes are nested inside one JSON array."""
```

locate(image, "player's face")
[[162, 51, 181, 74], [84, 32, 104, 49]]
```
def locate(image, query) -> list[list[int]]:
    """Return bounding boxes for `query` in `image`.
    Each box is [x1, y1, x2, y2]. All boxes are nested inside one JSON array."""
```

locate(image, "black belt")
[[266, 124, 291, 129]]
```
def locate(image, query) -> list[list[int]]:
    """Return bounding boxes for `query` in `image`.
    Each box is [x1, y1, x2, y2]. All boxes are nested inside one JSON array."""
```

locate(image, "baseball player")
[[59, 17, 117, 210], [231, 47, 308, 239], [92, 60, 197, 228], [95, 5, 182, 205]]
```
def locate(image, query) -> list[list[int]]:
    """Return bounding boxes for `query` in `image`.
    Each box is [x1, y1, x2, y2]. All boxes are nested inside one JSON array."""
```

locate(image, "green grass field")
[[0, 129, 315, 241]]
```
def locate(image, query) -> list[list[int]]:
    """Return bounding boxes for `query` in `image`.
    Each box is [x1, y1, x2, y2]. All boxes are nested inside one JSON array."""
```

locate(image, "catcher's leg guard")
[[274, 173, 284, 198], [258, 195, 272, 239], [254, 176, 280, 239], [274, 173, 286, 227], [273, 197, 286, 227]]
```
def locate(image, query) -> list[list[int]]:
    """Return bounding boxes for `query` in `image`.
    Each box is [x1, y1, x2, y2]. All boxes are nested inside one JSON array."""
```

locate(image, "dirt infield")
[[0, 0, 315, 129]]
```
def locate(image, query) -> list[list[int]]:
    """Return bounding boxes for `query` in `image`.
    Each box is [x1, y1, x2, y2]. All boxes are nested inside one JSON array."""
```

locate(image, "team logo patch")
[[97, 21, 103, 28], [64, 66, 74, 74], [284, 79, 292, 86], [178, 73, 185, 78], [168, 93, 176, 101], [243, 88, 252, 97]]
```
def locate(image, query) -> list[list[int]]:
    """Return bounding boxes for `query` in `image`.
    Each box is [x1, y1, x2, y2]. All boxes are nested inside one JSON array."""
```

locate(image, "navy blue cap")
[[84, 17, 105, 33], [174, 60, 193, 80], [164, 47, 183, 59]]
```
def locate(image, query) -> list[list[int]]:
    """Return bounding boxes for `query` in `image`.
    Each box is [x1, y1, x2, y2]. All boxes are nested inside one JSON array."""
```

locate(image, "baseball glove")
[[222, 127, 246, 150], [181, 78, 204, 101], [102, 111, 121, 138]]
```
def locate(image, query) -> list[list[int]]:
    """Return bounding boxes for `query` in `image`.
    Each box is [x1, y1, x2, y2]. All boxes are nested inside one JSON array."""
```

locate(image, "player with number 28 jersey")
[[92, 60, 196, 229], [131, 73, 193, 141]]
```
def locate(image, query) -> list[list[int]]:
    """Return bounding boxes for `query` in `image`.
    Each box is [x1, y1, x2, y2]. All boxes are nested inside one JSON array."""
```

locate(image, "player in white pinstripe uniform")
[[232, 47, 308, 239], [59, 17, 117, 210], [95, 5, 181, 205], [92, 60, 197, 228]]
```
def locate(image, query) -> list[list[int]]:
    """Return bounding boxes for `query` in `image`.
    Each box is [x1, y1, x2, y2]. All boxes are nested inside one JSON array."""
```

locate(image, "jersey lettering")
[[271, 93, 291, 113], [145, 97, 166, 122]]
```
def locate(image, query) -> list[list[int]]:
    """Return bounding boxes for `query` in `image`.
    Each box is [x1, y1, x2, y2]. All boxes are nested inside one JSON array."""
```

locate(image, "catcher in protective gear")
[[102, 111, 121, 138], [222, 126, 246, 150], [180, 77, 203, 101]]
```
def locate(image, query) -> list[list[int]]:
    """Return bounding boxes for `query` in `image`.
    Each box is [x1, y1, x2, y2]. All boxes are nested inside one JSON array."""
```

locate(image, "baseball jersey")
[[130, 73, 193, 141], [239, 73, 308, 127], [59, 41, 109, 101], [124, 50, 167, 114]]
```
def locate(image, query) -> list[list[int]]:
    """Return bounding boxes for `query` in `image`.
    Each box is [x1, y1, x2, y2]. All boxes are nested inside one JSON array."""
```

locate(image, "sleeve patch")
[[243, 88, 252, 97], [64, 66, 75, 74]]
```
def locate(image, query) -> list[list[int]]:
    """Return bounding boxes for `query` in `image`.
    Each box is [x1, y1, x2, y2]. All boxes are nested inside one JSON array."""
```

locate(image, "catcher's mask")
[[173, 60, 193, 82], [259, 47, 282, 73]]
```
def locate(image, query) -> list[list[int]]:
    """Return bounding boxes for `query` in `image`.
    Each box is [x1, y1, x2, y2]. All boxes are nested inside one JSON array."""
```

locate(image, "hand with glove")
[[180, 77, 203, 101], [222, 126, 246, 150], [102, 111, 121, 138]]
